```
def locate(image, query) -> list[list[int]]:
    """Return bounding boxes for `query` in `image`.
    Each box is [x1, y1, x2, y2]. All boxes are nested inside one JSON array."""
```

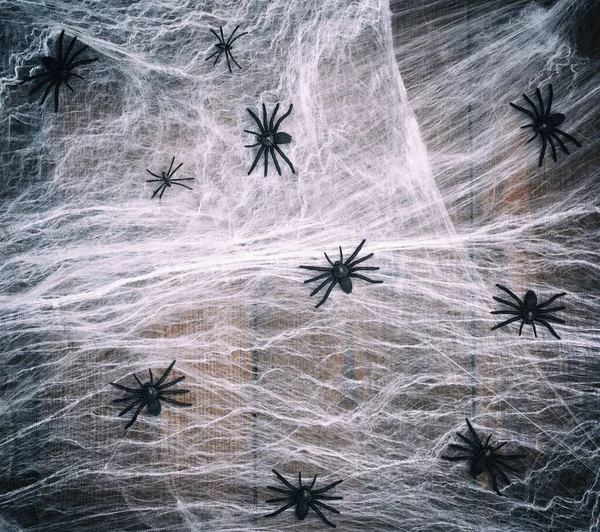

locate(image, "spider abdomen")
[[548, 113, 565, 127], [296, 499, 310, 520], [274, 132, 292, 144]]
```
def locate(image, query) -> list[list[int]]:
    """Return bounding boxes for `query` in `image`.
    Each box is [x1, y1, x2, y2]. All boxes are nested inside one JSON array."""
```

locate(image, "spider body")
[[510, 84, 581, 166], [299, 239, 383, 308], [205, 25, 247, 73], [146, 157, 193, 200], [20, 30, 98, 112], [442, 418, 525, 495], [111, 360, 192, 430], [265, 469, 343, 528], [491, 284, 566, 339], [245, 103, 295, 176]]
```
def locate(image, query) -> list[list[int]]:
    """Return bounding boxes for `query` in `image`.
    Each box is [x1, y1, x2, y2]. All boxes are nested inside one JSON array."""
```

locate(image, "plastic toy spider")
[[245, 103, 295, 176], [299, 239, 383, 308], [442, 418, 525, 495], [146, 157, 193, 200], [20, 29, 98, 113], [510, 84, 581, 166], [111, 360, 192, 430], [265, 469, 343, 528], [205, 25, 248, 73], [491, 284, 566, 339]]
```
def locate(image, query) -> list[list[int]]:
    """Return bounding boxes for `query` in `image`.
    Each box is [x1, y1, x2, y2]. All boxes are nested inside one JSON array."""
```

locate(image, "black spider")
[[20, 29, 98, 113], [146, 157, 193, 200], [510, 84, 581, 166], [245, 103, 295, 176], [491, 284, 566, 339], [442, 418, 525, 495], [265, 469, 343, 528], [299, 239, 383, 308], [111, 360, 192, 430], [205, 25, 248, 73]]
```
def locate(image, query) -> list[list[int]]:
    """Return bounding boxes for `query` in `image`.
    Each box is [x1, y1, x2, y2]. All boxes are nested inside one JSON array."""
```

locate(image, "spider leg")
[[133, 373, 144, 387], [67, 57, 98, 69], [465, 419, 484, 448], [227, 31, 248, 47], [324, 251, 335, 266], [246, 108, 265, 133], [455, 432, 479, 450], [265, 496, 296, 504], [146, 170, 162, 179], [531, 320, 538, 337], [267, 486, 294, 494], [53, 82, 61, 112], [273, 145, 295, 173], [492, 296, 522, 311], [169, 162, 183, 178], [553, 128, 582, 147], [65, 44, 88, 67], [212, 50, 224, 66], [159, 187, 168, 200], [110, 382, 140, 393], [273, 104, 293, 133], [547, 134, 558, 162], [245, 142, 260, 148], [310, 277, 335, 296], [309, 474, 317, 490], [535, 88, 545, 117], [210, 28, 224, 44], [534, 318, 561, 339], [495, 285, 524, 307], [298, 472, 303, 488], [520, 124, 535, 129], [491, 315, 522, 331], [545, 84, 553, 117], [314, 495, 343, 501], [158, 377, 187, 391], [262, 103, 268, 131], [248, 146, 265, 175], [490, 310, 520, 315], [219, 26, 226, 44], [227, 50, 242, 70], [488, 466, 503, 495], [29, 77, 53, 95], [272, 470, 299, 492], [311, 499, 341, 514], [159, 396, 193, 407], [244, 129, 261, 136], [263, 145, 269, 176], [151, 184, 165, 199], [158, 389, 190, 395], [269, 103, 280, 131], [304, 272, 332, 283], [224, 48, 232, 73], [315, 279, 338, 308], [172, 182, 193, 191], [492, 441, 508, 452], [526, 131, 539, 143], [490, 463, 512, 486], [124, 401, 147, 430], [64, 80, 75, 92], [350, 266, 380, 272], [537, 314, 565, 324], [311, 479, 343, 494], [164, 157, 174, 177], [171, 178, 194, 182], [21, 71, 53, 84], [146, 179, 163, 183], [343, 239, 365, 265], [441, 454, 473, 461], [549, 132, 570, 154], [347, 273, 383, 284], [539, 135, 548, 165], [270, 147, 282, 175], [154, 360, 176, 386], [447, 443, 476, 454], [536, 293, 566, 309], [308, 503, 337, 528], [56, 30, 65, 64], [205, 49, 221, 62], [264, 501, 296, 518], [509, 102, 536, 121], [39, 80, 57, 104], [299, 265, 332, 272], [348, 253, 376, 268], [523, 93, 541, 120], [118, 398, 144, 417]]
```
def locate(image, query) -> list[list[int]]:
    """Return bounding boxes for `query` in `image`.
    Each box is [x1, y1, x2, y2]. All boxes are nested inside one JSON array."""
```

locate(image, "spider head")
[[258, 133, 275, 147], [162, 172, 172, 186], [332, 261, 349, 279], [216, 43, 229, 51], [296, 488, 312, 520]]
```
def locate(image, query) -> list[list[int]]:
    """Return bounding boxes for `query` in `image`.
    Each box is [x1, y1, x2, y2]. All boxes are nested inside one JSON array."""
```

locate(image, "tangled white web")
[[0, 0, 598, 530]]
